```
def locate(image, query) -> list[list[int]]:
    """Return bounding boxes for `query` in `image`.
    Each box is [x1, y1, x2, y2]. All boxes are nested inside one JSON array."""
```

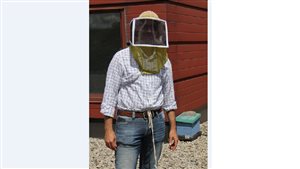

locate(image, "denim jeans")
[[115, 111, 165, 169]]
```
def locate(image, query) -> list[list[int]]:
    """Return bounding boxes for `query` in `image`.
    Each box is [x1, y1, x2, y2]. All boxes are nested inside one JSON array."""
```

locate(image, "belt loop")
[[143, 111, 147, 120], [132, 111, 135, 119]]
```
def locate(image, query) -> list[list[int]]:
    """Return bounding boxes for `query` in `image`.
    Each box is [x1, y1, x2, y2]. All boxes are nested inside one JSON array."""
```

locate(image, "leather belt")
[[118, 108, 162, 119]]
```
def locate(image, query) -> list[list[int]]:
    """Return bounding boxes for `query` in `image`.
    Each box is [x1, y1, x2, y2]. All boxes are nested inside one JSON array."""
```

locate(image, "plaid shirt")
[[100, 47, 177, 117]]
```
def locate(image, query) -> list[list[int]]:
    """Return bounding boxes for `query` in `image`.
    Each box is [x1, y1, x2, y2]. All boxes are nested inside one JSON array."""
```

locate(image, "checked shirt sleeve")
[[162, 59, 178, 112], [100, 52, 123, 118]]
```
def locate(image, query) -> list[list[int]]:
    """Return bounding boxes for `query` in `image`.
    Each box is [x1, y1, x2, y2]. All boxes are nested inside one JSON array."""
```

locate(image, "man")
[[100, 11, 178, 169]]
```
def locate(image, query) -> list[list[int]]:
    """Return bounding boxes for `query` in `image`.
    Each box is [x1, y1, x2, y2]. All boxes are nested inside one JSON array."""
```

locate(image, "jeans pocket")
[[115, 117, 143, 145], [116, 115, 132, 125], [158, 111, 165, 120], [153, 115, 166, 143]]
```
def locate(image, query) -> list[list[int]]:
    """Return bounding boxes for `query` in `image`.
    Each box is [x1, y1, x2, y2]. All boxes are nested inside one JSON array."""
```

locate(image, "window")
[[90, 12, 122, 93]]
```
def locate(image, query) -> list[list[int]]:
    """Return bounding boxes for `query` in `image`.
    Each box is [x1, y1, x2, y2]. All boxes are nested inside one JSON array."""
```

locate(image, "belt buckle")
[[142, 109, 159, 120]]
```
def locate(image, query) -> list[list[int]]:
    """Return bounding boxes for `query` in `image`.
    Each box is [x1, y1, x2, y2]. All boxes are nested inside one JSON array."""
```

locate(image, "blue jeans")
[[115, 111, 165, 169]]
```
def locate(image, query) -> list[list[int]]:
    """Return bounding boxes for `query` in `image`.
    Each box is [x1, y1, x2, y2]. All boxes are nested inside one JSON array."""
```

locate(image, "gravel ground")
[[90, 122, 208, 169]]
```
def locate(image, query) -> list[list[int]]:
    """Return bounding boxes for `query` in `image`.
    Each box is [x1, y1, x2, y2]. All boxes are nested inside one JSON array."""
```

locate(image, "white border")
[[0, 1, 88, 168], [0, 0, 3, 167], [1, 168, 88, 169], [2, 1, 86, 2]]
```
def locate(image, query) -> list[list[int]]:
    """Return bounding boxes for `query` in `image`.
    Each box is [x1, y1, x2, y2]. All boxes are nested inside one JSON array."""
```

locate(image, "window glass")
[[90, 12, 121, 93]]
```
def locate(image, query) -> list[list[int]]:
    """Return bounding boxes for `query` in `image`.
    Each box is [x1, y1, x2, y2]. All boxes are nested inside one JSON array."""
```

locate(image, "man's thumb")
[[169, 137, 172, 145]]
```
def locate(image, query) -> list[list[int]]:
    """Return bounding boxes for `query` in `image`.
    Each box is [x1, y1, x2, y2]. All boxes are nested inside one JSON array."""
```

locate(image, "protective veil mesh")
[[130, 46, 167, 74]]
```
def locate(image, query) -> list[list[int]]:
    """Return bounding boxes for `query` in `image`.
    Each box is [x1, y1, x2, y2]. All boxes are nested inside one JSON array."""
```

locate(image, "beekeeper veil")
[[129, 11, 169, 74]]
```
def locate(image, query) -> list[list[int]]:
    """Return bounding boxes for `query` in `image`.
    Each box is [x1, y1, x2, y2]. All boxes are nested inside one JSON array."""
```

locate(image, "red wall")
[[90, 0, 208, 119]]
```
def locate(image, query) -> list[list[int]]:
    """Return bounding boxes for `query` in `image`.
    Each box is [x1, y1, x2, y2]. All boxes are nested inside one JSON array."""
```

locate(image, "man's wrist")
[[166, 110, 177, 131], [104, 115, 114, 132], [169, 127, 176, 132]]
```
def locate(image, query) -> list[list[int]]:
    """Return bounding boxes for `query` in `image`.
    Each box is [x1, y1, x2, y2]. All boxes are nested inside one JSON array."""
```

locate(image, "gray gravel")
[[90, 122, 208, 169]]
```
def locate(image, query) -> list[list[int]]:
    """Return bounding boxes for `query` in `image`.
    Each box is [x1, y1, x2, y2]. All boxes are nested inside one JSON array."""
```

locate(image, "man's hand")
[[104, 116, 117, 151], [167, 110, 179, 151], [168, 129, 179, 150], [104, 129, 117, 151]]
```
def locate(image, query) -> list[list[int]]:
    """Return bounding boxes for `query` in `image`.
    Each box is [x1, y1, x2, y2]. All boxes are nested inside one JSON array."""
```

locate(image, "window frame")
[[89, 7, 126, 104]]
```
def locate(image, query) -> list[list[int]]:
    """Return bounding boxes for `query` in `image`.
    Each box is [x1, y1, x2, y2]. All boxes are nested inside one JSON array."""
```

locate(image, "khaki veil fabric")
[[130, 46, 168, 74]]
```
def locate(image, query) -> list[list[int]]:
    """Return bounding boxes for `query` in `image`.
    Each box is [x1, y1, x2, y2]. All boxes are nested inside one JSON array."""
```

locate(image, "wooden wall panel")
[[168, 44, 207, 80], [173, 66, 207, 80], [90, 0, 155, 5], [169, 44, 207, 52], [169, 32, 207, 42], [90, 103, 104, 118], [126, 4, 167, 14], [174, 76, 207, 114], [167, 9, 207, 21], [175, 75, 207, 95], [168, 22, 207, 33], [172, 57, 207, 80], [167, 4, 207, 17], [168, 12, 207, 25], [90, 0, 208, 10], [169, 0, 208, 9], [166, 4, 207, 42]]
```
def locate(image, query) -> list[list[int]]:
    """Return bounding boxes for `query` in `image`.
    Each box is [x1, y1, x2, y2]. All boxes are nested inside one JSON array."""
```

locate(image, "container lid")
[[176, 111, 201, 124]]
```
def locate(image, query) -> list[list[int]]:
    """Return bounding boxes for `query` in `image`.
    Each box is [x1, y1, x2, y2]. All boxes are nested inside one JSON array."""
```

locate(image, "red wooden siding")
[[90, 0, 207, 9], [165, 2, 207, 115], [90, 0, 207, 119], [169, 0, 208, 9], [90, 0, 155, 5], [90, 102, 103, 118], [175, 75, 207, 114], [167, 4, 207, 42], [168, 44, 207, 80]]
